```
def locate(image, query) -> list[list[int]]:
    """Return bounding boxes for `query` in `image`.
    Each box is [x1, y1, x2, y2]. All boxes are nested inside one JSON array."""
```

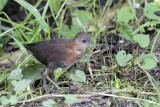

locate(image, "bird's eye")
[[82, 40, 86, 43]]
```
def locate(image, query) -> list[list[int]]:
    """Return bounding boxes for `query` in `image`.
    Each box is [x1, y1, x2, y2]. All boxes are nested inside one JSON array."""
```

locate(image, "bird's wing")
[[24, 41, 67, 66]]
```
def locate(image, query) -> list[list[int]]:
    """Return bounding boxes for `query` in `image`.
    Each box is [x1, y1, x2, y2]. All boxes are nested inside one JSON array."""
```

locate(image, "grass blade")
[[14, 0, 49, 32]]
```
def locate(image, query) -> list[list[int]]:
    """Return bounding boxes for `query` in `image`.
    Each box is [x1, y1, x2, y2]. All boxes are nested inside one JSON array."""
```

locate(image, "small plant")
[[0, 0, 160, 106], [64, 94, 78, 104]]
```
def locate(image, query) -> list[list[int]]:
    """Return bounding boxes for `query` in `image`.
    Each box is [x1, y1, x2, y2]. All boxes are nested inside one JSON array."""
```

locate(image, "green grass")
[[0, 0, 160, 106]]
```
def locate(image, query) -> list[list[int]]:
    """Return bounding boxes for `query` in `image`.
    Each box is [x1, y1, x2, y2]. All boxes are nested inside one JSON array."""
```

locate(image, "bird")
[[24, 32, 96, 90]]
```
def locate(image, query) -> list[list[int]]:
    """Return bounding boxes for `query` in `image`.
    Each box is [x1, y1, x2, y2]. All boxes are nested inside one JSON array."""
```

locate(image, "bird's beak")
[[88, 41, 97, 49]]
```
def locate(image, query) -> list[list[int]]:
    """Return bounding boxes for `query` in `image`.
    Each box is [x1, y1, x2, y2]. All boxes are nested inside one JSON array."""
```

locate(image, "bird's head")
[[73, 32, 97, 50]]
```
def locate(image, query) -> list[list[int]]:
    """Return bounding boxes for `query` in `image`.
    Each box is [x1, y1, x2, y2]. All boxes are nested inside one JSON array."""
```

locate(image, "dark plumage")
[[24, 38, 72, 69], [24, 32, 96, 90]]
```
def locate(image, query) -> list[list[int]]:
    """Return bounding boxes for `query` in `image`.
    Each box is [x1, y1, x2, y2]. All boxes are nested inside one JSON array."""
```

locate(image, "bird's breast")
[[62, 48, 83, 66]]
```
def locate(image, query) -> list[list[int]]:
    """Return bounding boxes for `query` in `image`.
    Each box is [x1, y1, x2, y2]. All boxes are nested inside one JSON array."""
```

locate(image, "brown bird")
[[24, 32, 96, 90]]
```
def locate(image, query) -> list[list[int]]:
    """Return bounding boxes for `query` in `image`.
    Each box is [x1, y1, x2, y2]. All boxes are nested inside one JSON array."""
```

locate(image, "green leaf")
[[70, 70, 86, 83], [133, 34, 150, 48], [11, 79, 32, 92], [42, 99, 56, 107], [54, 68, 64, 81], [102, 66, 108, 70], [9, 95, 18, 105], [61, 25, 70, 34], [61, 25, 80, 38], [70, 25, 81, 37], [140, 53, 146, 59], [0, 91, 11, 95], [11, 65, 42, 92], [0, 96, 9, 105], [144, 12, 160, 20], [79, 55, 90, 62], [61, 25, 74, 38], [120, 24, 133, 42], [153, 0, 160, 8], [146, 3, 159, 13], [0, 0, 8, 11], [15, 0, 49, 32], [117, 6, 135, 22], [142, 56, 157, 69], [22, 64, 42, 80], [144, 3, 160, 20], [116, 50, 133, 66], [88, 26, 97, 32], [133, 57, 142, 65], [0, 73, 9, 83], [73, 10, 93, 28], [50, 0, 64, 14], [64, 94, 78, 104], [149, 53, 159, 63], [7, 68, 23, 80]]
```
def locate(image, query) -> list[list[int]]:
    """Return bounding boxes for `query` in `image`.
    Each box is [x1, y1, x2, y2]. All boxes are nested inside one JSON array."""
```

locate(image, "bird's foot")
[[42, 83, 49, 93]]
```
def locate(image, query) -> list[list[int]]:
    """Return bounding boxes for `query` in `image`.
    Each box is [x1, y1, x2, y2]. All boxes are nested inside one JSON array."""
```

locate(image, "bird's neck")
[[72, 39, 86, 54]]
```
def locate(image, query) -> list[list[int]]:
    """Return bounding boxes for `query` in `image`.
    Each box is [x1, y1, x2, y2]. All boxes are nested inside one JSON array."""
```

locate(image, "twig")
[[87, 62, 93, 79], [19, 94, 96, 103], [20, 94, 28, 107], [139, 92, 160, 96], [86, 89, 160, 96], [18, 90, 160, 105], [93, 42, 132, 54], [98, 93, 160, 105], [138, 63, 160, 94]]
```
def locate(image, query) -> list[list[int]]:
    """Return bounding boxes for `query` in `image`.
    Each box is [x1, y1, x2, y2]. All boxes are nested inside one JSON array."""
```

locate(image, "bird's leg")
[[42, 68, 49, 92], [43, 68, 60, 90], [40, 67, 48, 91]]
